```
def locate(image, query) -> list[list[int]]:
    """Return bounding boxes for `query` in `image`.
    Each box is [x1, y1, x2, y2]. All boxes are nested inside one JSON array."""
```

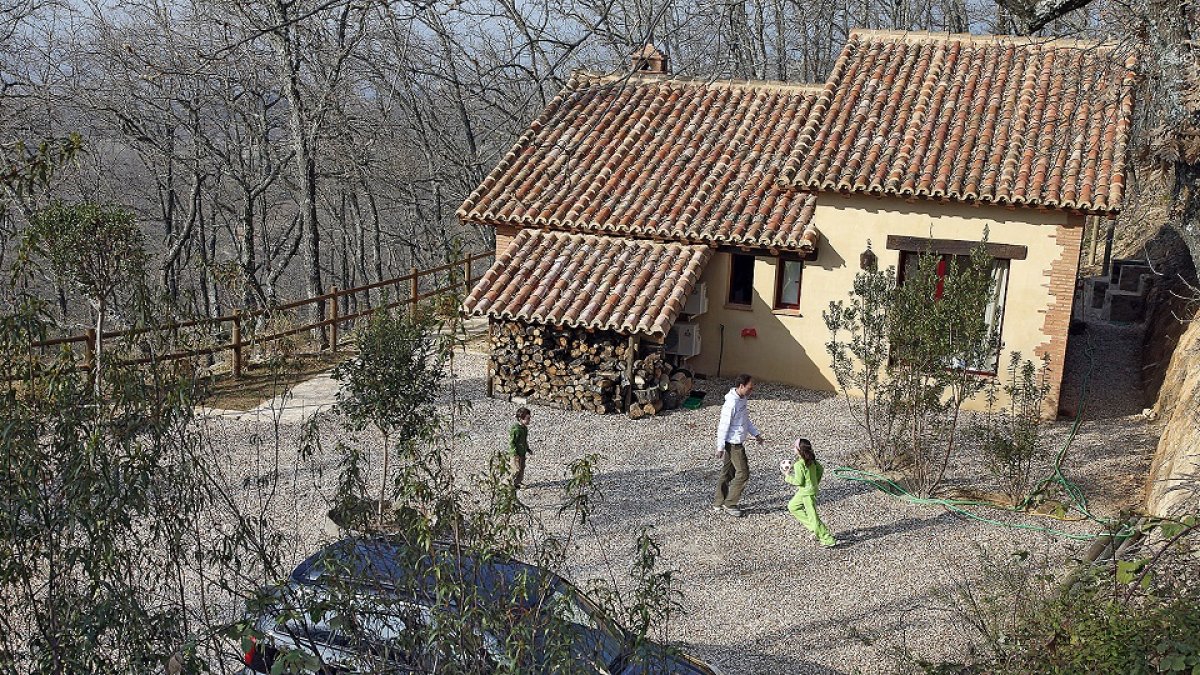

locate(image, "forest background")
[[0, 0, 1143, 335]]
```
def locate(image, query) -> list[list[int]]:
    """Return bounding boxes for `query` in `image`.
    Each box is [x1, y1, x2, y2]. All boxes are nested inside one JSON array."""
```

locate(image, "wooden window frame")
[[896, 250, 1012, 376], [726, 253, 755, 308], [773, 256, 804, 311]]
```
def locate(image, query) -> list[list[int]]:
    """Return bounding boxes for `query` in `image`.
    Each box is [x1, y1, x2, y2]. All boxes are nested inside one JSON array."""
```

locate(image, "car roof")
[[290, 536, 558, 610]]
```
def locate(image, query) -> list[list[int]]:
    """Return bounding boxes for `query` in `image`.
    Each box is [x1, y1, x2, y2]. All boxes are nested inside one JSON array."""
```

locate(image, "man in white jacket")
[[713, 373, 764, 517]]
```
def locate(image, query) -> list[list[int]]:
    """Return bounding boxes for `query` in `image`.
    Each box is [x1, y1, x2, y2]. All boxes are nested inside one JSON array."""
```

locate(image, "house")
[[462, 31, 1137, 416]]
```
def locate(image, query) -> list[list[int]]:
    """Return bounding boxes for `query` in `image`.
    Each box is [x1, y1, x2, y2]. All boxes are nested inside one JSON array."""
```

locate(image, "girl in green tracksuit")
[[782, 438, 837, 548]]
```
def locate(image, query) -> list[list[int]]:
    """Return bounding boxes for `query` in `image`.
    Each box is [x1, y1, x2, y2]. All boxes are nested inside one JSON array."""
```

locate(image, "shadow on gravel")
[[734, 502, 790, 515], [687, 376, 838, 408], [816, 479, 874, 505], [527, 467, 716, 525], [437, 376, 489, 402], [1057, 321, 1146, 420], [733, 476, 873, 515], [834, 512, 958, 547], [698, 645, 850, 675], [533, 466, 710, 493]]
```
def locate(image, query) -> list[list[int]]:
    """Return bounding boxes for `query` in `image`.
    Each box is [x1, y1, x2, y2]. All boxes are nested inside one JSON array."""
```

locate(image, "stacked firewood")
[[489, 320, 699, 418], [626, 352, 694, 419], [626, 351, 667, 419], [490, 321, 626, 413]]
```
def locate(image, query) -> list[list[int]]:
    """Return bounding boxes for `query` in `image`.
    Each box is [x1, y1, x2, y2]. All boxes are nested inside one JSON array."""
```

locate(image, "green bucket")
[[681, 390, 706, 410]]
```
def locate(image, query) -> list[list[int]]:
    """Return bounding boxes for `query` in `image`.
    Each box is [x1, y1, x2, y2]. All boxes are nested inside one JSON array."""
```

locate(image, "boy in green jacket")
[[781, 438, 837, 548], [509, 407, 532, 489]]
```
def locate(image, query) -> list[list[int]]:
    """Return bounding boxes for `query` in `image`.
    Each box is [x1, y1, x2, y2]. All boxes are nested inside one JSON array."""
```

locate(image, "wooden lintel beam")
[[885, 234, 1028, 260], [712, 245, 818, 261]]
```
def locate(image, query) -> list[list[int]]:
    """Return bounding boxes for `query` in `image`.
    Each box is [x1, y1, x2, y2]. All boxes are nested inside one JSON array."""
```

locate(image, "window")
[[727, 254, 754, 306], [774, 257, 804, 310], [898, 251, 1010, 373]]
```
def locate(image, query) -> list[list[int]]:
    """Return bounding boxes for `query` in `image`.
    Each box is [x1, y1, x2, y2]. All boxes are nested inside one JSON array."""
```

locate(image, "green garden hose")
[[833, 331, 1142, 543]]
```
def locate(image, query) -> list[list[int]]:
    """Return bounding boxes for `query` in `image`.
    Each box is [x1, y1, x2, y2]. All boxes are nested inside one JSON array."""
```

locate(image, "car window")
[[265, 591, 429, 670], [278, 541, 642, 674], [552, 586, 626, 670], [294, 538, 420, 590], [358, 612, 409, 641]]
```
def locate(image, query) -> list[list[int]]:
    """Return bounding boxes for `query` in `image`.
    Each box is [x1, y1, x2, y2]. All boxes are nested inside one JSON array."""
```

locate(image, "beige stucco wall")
[[685, 195, 1083, 414]]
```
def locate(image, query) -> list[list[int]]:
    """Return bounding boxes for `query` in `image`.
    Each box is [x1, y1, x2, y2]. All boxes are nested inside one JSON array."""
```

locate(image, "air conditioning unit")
[[665, 321, 701, 357], [683, 282, 708, 316]]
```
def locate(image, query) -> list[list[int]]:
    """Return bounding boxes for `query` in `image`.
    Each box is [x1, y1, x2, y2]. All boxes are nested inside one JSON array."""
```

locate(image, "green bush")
[[975, 353, 1053, 506], [914, 526, 1200, 675], [1018, 576, 1200, 673], [825, 238, 1002, 496]]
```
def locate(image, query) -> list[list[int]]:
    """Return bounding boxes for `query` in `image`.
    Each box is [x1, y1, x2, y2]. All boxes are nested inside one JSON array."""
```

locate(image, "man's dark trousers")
[[714, 442, 750, 507]]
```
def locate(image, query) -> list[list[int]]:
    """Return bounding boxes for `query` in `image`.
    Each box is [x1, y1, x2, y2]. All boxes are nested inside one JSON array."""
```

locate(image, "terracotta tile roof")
[[457, 72, 822, 251], [463, 229, 711, 337], [780, 30, 1138, 214]]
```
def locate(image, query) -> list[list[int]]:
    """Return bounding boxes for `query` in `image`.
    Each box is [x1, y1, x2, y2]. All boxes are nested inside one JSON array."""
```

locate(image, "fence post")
[[410, 268, 419, 309], [623, 334, 637, 413], [486, 321, 494, 397], [231, 313, 243, 379], [329, 287, 340, 352]]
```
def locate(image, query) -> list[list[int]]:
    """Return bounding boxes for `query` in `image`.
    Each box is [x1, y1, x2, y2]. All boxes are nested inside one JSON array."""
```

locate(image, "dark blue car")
[[242, 536, 721, 674]]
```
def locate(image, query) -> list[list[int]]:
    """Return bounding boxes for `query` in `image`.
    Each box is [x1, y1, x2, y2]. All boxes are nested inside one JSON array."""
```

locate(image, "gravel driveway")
[[204, 319, 1156, 674]]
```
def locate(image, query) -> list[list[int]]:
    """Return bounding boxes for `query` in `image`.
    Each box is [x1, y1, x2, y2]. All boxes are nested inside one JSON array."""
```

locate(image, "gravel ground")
[[200, 318, 1158, 674]]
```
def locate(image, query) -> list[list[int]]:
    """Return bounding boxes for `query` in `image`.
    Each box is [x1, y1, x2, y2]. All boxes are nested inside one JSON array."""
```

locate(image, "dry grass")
[[199, 351, 350, 411]]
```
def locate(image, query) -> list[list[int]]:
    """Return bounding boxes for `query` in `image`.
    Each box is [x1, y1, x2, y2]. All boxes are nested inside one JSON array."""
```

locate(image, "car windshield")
[[285, 538, 632, 671], [272, 584, 417, 643], [550, 583, 627, 671]]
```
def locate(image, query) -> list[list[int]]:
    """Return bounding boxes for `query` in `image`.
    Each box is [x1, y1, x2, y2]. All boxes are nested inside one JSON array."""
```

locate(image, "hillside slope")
[[1146, 315, 1200, 516]]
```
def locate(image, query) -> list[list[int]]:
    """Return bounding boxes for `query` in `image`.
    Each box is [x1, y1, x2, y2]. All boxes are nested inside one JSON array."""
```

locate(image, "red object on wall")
[[740, 327, 757, 338]]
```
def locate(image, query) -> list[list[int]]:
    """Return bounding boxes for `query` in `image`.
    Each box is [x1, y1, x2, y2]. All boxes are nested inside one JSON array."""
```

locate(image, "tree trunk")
[[1171, 160, 1200, 272], [368, 189, 383, 283], [947, 0, 968, 32], [93, 297, 104, 398], [242, 188, 257, 310], [379, 430, 390, 527], [57, 285, 68, 323], [301, 152, 326, 347], [270, 5, 327, 348]]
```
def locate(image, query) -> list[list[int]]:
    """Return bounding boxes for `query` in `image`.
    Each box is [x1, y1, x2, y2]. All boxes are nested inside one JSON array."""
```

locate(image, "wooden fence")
[[28, 250, 493, 378]]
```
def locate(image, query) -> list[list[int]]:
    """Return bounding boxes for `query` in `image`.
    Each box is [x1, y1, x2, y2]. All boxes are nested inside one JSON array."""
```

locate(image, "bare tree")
[[0, 0, 1142, 334], [995, 0, 1200, 282]]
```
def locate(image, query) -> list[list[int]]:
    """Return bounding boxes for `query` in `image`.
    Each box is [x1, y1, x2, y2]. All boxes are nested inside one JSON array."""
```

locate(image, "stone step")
[[1080, 261, 1158, 324]]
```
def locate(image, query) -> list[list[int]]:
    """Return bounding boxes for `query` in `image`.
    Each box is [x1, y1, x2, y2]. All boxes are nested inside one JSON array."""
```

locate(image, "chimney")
[[630, 43, 668, 75]]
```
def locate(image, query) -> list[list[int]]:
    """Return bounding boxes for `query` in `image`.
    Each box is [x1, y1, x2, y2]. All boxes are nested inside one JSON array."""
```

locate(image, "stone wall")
[[1138, 225, 1198, 518]]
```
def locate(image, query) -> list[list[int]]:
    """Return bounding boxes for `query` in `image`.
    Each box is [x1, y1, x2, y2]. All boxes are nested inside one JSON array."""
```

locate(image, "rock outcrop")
[[1145, 316, 1200, 517]]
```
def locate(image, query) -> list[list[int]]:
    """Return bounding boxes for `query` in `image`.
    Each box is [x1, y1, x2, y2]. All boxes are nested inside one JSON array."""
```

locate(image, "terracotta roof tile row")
[[780, 30, 1138, 214], [458, 73, 822, 251], [462, 229, 711, 337]]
